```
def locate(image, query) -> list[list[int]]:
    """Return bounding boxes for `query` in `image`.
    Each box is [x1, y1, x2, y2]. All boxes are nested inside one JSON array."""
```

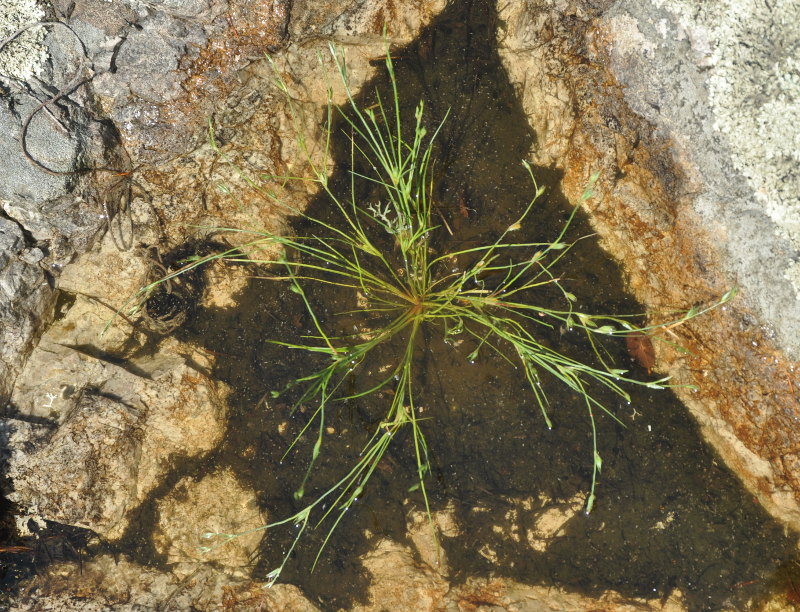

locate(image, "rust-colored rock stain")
[[503, 8, 800, 529]]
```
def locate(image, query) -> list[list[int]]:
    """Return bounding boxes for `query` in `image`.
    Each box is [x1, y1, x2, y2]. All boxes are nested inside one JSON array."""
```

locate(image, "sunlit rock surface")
[[6, 339, 229, 539], [498, 0, 800, 532], [8, 555, 320, 611]]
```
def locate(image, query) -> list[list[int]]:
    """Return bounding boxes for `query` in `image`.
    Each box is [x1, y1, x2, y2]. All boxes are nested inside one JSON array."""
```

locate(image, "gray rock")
[[112, 21, 185, 102], [0, 7, 130, 403], [0, 0, 48, 82], [604, 0, 800, 357], [0, 96, 79, 203], [0, 216, 54, 404], [146, 0, 212, 18]]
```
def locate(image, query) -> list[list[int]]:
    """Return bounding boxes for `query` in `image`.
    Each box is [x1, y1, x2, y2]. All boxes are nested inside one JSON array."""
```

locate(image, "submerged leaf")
[[625, 331, 656, 373]]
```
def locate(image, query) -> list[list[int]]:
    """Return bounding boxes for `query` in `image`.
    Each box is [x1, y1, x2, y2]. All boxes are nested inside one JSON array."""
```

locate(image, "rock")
[[7, 339, 229, 539], [0, 6, 130, 405], [405, 501, 459, 574], [9, 554, 321, 611], [496, 0, 800, 533], [450, 578, 688, 612], [153, 468, 265, 571], [7, 0, 799, 608], [289, 0, 447, 43], [87, 0, 290, 163], [352, 538, 689, 612], [352, 539, 449, 612], [110, 24, 185, 102], [0, 216, 55, 404], [484, 493, 587, 554], [0, 0, 48, 82], [52, 226, 153, 353], [602, 0, 800, 356], [5, 392, 144, 536]]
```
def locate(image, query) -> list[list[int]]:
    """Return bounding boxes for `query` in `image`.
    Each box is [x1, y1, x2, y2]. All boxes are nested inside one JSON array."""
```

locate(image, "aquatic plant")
[[135, 43, 734, 586]]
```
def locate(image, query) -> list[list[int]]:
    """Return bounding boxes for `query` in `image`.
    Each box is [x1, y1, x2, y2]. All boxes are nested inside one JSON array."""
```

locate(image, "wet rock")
[[10, 0, 797, 608], [353, 539, 449, 612], [503, 493, 586, 554], [9, 554, 320, 611], [352, 538, 689, 612], [406, 501, 459, 574], [6, 339, 229, 539], [153, 467, 265, 570], [451, 579, 688, 612]]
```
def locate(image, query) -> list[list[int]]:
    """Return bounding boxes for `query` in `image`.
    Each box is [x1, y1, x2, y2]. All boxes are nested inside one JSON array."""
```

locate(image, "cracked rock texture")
[[597, 0, 800, 529], [0, 217, 54, 403], [0, 4, 128, 403]]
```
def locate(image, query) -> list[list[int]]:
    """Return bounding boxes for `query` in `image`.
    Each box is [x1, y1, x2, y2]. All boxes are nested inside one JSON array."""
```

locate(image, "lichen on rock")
[[0, 0, 48, 82]]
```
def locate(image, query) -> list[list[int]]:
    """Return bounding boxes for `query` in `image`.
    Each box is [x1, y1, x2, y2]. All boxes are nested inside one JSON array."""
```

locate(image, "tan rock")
[[497, 0, 800, 533], [153, 468, 265, 570], [9, 554, 320, 611], [350, 536, 689, 612], [353, 539, 449, 612], [7, 339, 229, 539], [5, 392, 143, 536], [406, 500, 460, 574]]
